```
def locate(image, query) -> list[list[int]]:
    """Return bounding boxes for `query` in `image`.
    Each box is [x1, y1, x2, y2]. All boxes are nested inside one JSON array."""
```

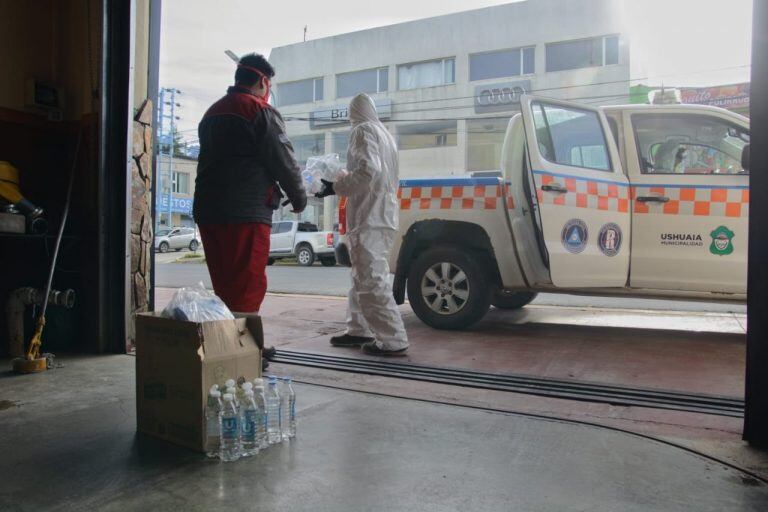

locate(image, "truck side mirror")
[[742, 143, 750, 172]]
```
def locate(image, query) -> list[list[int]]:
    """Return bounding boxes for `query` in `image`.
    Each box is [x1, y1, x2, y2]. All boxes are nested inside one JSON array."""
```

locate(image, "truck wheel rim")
[[299, 250, 311, 264], [421, 262, 469, 315]]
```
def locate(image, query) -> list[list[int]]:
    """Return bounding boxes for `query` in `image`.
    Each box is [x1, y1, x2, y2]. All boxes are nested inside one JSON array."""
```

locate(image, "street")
[[155, 262, 746, 314]]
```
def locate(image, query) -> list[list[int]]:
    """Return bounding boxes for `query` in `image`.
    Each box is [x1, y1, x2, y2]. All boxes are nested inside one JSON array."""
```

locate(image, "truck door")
[[519, 96, 630, 288], [271, 222, 294, 253], [622, 110, 749, 293]]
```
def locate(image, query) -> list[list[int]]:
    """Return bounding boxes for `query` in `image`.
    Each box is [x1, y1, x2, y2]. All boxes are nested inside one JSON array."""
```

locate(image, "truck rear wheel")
[[320, 256, 336, 267], [407, 246, 492, 330], [297, 245, 314, 267], [492, 291, 537, 310]]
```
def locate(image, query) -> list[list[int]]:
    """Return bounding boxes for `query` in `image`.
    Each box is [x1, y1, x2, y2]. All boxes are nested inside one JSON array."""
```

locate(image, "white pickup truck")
[[338, 96, 750, 329], [269, 220, 337, 267]]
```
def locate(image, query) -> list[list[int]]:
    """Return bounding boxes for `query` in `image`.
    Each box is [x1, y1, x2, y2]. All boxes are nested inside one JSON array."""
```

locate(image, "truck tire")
[[407, 246, 492, 330], [267, 258, 276, 266], [189, 240, 199, 252], [492, 290, 537, 310], [158, 242, 169, 253], [320, 256, 336, 267], [297, 245, 314, 267]]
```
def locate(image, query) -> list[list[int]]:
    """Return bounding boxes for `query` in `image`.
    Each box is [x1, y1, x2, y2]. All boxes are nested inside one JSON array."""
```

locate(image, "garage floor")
[[1, 355, 767, 511]]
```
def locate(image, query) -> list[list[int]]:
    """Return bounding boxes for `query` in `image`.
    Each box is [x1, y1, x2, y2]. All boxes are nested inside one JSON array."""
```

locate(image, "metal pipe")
[[6, 287, 76, 357]]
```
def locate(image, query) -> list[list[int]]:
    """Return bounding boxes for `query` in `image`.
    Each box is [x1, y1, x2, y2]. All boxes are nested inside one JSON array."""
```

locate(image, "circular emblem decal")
[[561, 219, 588, 254], [598, 223, 622, 257]]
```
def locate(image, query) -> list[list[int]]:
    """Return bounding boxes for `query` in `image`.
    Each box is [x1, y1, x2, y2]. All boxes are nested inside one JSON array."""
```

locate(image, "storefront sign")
[[680, 83, 750, 111], [474, 80, 531, 114], [156, 195, 193, 215], [310, 99, 393, 129]]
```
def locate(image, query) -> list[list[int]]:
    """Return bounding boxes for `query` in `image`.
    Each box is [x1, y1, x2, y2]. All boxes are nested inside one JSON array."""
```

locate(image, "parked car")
[[336, 96, 750, 329], [154, 227, 200, 253], [269, 220, 336, 266]]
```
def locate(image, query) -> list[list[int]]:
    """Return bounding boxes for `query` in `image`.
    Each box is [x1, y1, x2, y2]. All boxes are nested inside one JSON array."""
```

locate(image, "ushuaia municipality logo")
[[709, 226, 734, 256]]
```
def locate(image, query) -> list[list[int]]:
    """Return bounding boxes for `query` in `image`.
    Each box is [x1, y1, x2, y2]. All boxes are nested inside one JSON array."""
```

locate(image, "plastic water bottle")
[[240, 390, 260, 457], [226, 386, 239, 409], [265, 378, 282, 444], [254, 379, 269, 449], [280, 377, 297, 440], [252, 380, 268, 449], [219, 393, 241, 462], [205, 388, 223, 458]]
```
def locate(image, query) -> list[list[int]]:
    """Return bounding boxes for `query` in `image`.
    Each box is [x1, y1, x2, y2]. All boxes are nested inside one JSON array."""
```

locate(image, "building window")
[[336, 68, 388, 98], [467, 118, 508, 171], [470, 47, 535, 82], [291, 133, 326, 166], [545, 35, 620, 73], [397, 121, 457, 150], [278, 77, 324, 106], [332, 131, 350, 163], [397, 58, 455, 90], [172, 171, 189, 194]]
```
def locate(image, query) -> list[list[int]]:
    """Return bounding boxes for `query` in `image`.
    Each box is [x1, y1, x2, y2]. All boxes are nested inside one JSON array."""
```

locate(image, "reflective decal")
[[598, 223, 622, 257], [561, 219, 588, 254]]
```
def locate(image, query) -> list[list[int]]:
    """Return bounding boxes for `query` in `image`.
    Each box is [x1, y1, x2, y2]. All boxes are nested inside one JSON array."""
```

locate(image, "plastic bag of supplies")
[[301, 153, 346, 194], [161, 282, 235, 322]]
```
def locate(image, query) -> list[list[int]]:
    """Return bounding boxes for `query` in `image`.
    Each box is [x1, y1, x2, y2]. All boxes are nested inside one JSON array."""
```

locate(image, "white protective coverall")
[[334, 94, 409, 351]]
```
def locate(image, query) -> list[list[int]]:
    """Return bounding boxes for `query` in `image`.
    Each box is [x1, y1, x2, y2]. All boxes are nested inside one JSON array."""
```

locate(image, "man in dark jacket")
[[194, 53, 306, 360]]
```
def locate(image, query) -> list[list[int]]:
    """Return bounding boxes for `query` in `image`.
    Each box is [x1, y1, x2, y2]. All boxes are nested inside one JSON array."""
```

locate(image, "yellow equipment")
[[1, 161, 31, 207], [11, 130, 82, 374], [0, 161, 46, 234]]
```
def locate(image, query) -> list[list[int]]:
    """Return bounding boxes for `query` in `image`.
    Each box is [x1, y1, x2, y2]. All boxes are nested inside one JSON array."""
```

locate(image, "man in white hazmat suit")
[[315, 93, 409, 356]]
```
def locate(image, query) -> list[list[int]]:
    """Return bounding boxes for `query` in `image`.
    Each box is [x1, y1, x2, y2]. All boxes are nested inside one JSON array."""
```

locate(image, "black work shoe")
[[263, 346, 277, 360], [361, 341, 408, 357], [330, 334, 375, 347]]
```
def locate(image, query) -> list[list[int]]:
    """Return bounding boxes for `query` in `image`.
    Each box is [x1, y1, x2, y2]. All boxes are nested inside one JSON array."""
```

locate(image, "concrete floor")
[[1, 355, 767, 511]]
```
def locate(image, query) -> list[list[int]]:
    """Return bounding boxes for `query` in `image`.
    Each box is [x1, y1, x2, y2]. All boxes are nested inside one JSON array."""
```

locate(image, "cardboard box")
[[135, 313, 262, 452]]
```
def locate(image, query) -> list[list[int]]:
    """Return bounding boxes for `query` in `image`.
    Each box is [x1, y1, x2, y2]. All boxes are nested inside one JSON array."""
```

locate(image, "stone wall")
[[128, 99, 153, 351]]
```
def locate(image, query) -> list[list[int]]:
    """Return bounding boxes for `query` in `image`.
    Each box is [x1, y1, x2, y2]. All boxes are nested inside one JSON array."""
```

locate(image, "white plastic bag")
[[302, 153, 346, 194], [161, 282, 235, 322]]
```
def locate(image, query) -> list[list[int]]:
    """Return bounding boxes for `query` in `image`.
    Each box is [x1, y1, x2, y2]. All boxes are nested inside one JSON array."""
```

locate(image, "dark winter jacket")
[[193, 86, 306, 225]]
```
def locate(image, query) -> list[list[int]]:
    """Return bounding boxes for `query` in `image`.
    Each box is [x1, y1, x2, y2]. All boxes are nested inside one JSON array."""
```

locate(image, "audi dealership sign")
[[474, 80, 531, 114]]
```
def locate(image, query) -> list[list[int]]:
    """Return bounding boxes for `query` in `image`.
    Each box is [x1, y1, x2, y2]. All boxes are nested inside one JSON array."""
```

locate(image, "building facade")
[[268, 0, 630, 229], [155, 154, 197, 228]]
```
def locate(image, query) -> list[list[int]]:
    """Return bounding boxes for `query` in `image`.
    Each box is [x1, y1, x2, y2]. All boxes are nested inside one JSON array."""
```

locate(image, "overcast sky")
[[160, 0, 753, 138]]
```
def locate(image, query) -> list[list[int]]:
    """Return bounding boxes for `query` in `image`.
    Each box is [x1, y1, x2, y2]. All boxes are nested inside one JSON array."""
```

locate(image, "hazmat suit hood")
[[349, 94, 379, 126]]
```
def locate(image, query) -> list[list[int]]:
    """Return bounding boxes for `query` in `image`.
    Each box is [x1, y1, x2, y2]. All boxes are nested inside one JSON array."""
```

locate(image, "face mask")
[[237, 64, 272, 103]]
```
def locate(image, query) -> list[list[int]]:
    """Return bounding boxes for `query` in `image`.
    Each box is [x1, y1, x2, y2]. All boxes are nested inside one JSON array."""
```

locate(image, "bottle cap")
[[253, 378, 265, 387], [210, 384, 219, 392], [242, 382, 253, 390], [226, 387, 237, 396], [225, 379, 236, 388], [223, 393, 234, 401], [210, 390, 221, 398], [283, 377, 292, 382]]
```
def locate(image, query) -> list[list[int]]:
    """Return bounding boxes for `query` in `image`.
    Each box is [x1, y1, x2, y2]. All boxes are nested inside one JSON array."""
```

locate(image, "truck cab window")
[[531, 102, 611, 171], [632, 114, 749, 175]]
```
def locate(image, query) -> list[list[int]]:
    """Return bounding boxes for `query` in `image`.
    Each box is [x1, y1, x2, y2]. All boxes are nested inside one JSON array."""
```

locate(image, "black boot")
[[330, 333, 375, 347]]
